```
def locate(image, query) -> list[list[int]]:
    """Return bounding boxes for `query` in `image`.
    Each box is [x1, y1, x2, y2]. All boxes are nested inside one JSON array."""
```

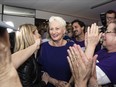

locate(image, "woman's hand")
[[42, 72, 49, 84], [48, 75, 68, 87], [33, 33, 41, 50]]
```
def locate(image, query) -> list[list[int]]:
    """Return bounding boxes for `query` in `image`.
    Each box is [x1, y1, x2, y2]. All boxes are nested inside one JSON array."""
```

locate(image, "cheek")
[[49, 31, 52, 35], [105, 36, 114, 44]]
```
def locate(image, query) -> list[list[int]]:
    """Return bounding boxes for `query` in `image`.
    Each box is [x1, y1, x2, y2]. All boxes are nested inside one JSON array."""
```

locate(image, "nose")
[[51, 29, 57, 34], [101, 33, 105, 37], [73, 28, 76, 31]]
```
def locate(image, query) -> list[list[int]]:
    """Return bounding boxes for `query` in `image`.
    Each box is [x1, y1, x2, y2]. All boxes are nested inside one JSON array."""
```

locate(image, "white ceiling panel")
[[0, 0, 115, 21]]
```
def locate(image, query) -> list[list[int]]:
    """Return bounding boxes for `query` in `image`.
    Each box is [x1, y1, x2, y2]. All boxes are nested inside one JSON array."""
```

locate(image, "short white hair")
[[49, 16, 66, 28]]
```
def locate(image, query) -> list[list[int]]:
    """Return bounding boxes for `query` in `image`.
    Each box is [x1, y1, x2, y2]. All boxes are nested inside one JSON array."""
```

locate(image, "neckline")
[[48, 40, 67, 47]]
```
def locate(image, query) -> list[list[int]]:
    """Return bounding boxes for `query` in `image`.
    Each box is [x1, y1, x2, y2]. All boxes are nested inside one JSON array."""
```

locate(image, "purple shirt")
[[96, 49, 116, 84], [72, 38, 101, 53]]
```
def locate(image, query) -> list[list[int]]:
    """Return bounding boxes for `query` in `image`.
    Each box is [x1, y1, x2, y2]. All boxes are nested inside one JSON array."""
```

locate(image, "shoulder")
[[66, 40, 74, 46], [41, 42, 49, 47]]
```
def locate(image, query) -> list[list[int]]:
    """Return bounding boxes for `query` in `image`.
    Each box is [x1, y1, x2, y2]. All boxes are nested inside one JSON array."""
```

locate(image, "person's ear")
[[82, 27, 84, 30]]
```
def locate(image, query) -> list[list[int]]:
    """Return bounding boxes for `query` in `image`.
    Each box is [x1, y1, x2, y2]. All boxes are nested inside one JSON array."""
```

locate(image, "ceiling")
[[0, 0, 116, 21]]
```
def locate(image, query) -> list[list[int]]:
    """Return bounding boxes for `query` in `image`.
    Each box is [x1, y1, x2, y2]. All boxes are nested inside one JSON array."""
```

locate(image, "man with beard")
[[71, 19, 101, 52], [71, 19, 86, 51]]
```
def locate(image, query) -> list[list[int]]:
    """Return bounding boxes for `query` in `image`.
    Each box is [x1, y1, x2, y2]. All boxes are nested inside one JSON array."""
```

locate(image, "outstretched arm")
[[11, 38, 41, 69]]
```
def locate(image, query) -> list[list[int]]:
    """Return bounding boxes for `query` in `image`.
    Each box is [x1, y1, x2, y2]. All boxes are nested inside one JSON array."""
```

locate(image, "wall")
[[0, 4, 98, 29], [0, 4, 2, 20], [36, 10, 97, 25], [3, 15, 34, 29]]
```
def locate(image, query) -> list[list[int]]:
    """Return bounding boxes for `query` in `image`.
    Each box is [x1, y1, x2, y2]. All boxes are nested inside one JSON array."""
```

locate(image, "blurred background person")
[[71, 19, 101, 52], [71, 19, 85, 49], [64, 23, 73, 41], [106, 10, 116, 26]]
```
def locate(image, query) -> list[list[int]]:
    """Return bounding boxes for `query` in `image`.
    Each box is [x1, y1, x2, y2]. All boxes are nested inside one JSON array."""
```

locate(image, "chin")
[[52, 38, 59, 42]]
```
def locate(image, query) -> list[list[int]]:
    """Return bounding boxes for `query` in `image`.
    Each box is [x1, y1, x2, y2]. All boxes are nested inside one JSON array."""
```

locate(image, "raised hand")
[[67, 44, 95, 87], [85, 23, 102, 58], [85, 23, 102, 48]]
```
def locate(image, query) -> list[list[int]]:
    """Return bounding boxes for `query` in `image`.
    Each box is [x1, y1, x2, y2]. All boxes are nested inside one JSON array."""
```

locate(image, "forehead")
[[72, 22, 80, 26], [106, 13, 115, 17], [49, 21, 62, 28], [107, 23, 116, 31]]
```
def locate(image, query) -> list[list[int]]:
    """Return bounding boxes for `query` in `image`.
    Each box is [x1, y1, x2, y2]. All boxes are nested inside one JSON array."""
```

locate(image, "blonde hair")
[[14, 24, 37, 52], [49, 16, 66, 28]]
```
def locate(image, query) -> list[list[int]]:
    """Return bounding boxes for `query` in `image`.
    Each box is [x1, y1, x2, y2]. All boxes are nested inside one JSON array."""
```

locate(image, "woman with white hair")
[[38, 16, 74, 87]]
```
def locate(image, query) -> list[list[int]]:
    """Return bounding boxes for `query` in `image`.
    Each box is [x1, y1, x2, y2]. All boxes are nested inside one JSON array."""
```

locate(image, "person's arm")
[[0, 40, 22, 87], [67, 44, 95, 87], [48, 76, 68, 87], [0, 64, 22, 87], [84, 23, 102, 87], [85, 23, 102, 58], [12, 39, 41, 69]]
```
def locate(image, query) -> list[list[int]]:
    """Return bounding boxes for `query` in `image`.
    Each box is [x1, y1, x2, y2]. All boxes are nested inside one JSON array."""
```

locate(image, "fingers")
[[67, 47, 78, 80], [59, 81, 68, 87], [73, 44, 88, 66], [76, 45, 88, 64], [88, 23, 99, 36], [67, 44, 80, 81]]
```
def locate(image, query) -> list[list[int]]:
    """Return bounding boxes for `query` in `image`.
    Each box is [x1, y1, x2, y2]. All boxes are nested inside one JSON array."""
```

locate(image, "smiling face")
[[49, 21, 66, 42], [102, 23, 116, 50], [72, 22, 84, 37]]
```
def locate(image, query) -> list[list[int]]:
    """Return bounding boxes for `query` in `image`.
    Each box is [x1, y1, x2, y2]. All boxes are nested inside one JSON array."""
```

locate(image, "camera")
[[100, 13, 107, 33]]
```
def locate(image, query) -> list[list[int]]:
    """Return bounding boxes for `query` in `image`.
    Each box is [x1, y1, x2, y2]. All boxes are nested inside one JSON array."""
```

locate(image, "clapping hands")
[[67, 44, 98, 87]]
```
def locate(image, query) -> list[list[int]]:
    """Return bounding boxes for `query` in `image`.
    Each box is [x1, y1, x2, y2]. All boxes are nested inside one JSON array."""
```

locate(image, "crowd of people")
[[0, 9, 116, 87]]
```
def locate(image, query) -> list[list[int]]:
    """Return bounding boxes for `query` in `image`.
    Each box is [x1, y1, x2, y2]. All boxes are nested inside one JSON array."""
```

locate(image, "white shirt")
[[96, 65, 111, 85]]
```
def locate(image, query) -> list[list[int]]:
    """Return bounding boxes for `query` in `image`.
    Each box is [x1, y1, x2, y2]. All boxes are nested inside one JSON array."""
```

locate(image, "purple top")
[[96, 49, 116, 84], [72, 38, 101, 52], [38, 41, 74, 87], [72, 38, 85, 47]]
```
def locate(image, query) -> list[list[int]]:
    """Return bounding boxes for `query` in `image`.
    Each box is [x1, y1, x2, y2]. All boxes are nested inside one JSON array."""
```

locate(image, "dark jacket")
[[17, 54, 46, 87]]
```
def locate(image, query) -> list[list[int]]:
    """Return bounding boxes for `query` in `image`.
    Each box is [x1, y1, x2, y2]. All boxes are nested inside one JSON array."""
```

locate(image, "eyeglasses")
[[104, 31, 115, 34], [106, 17, 115, 20]]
